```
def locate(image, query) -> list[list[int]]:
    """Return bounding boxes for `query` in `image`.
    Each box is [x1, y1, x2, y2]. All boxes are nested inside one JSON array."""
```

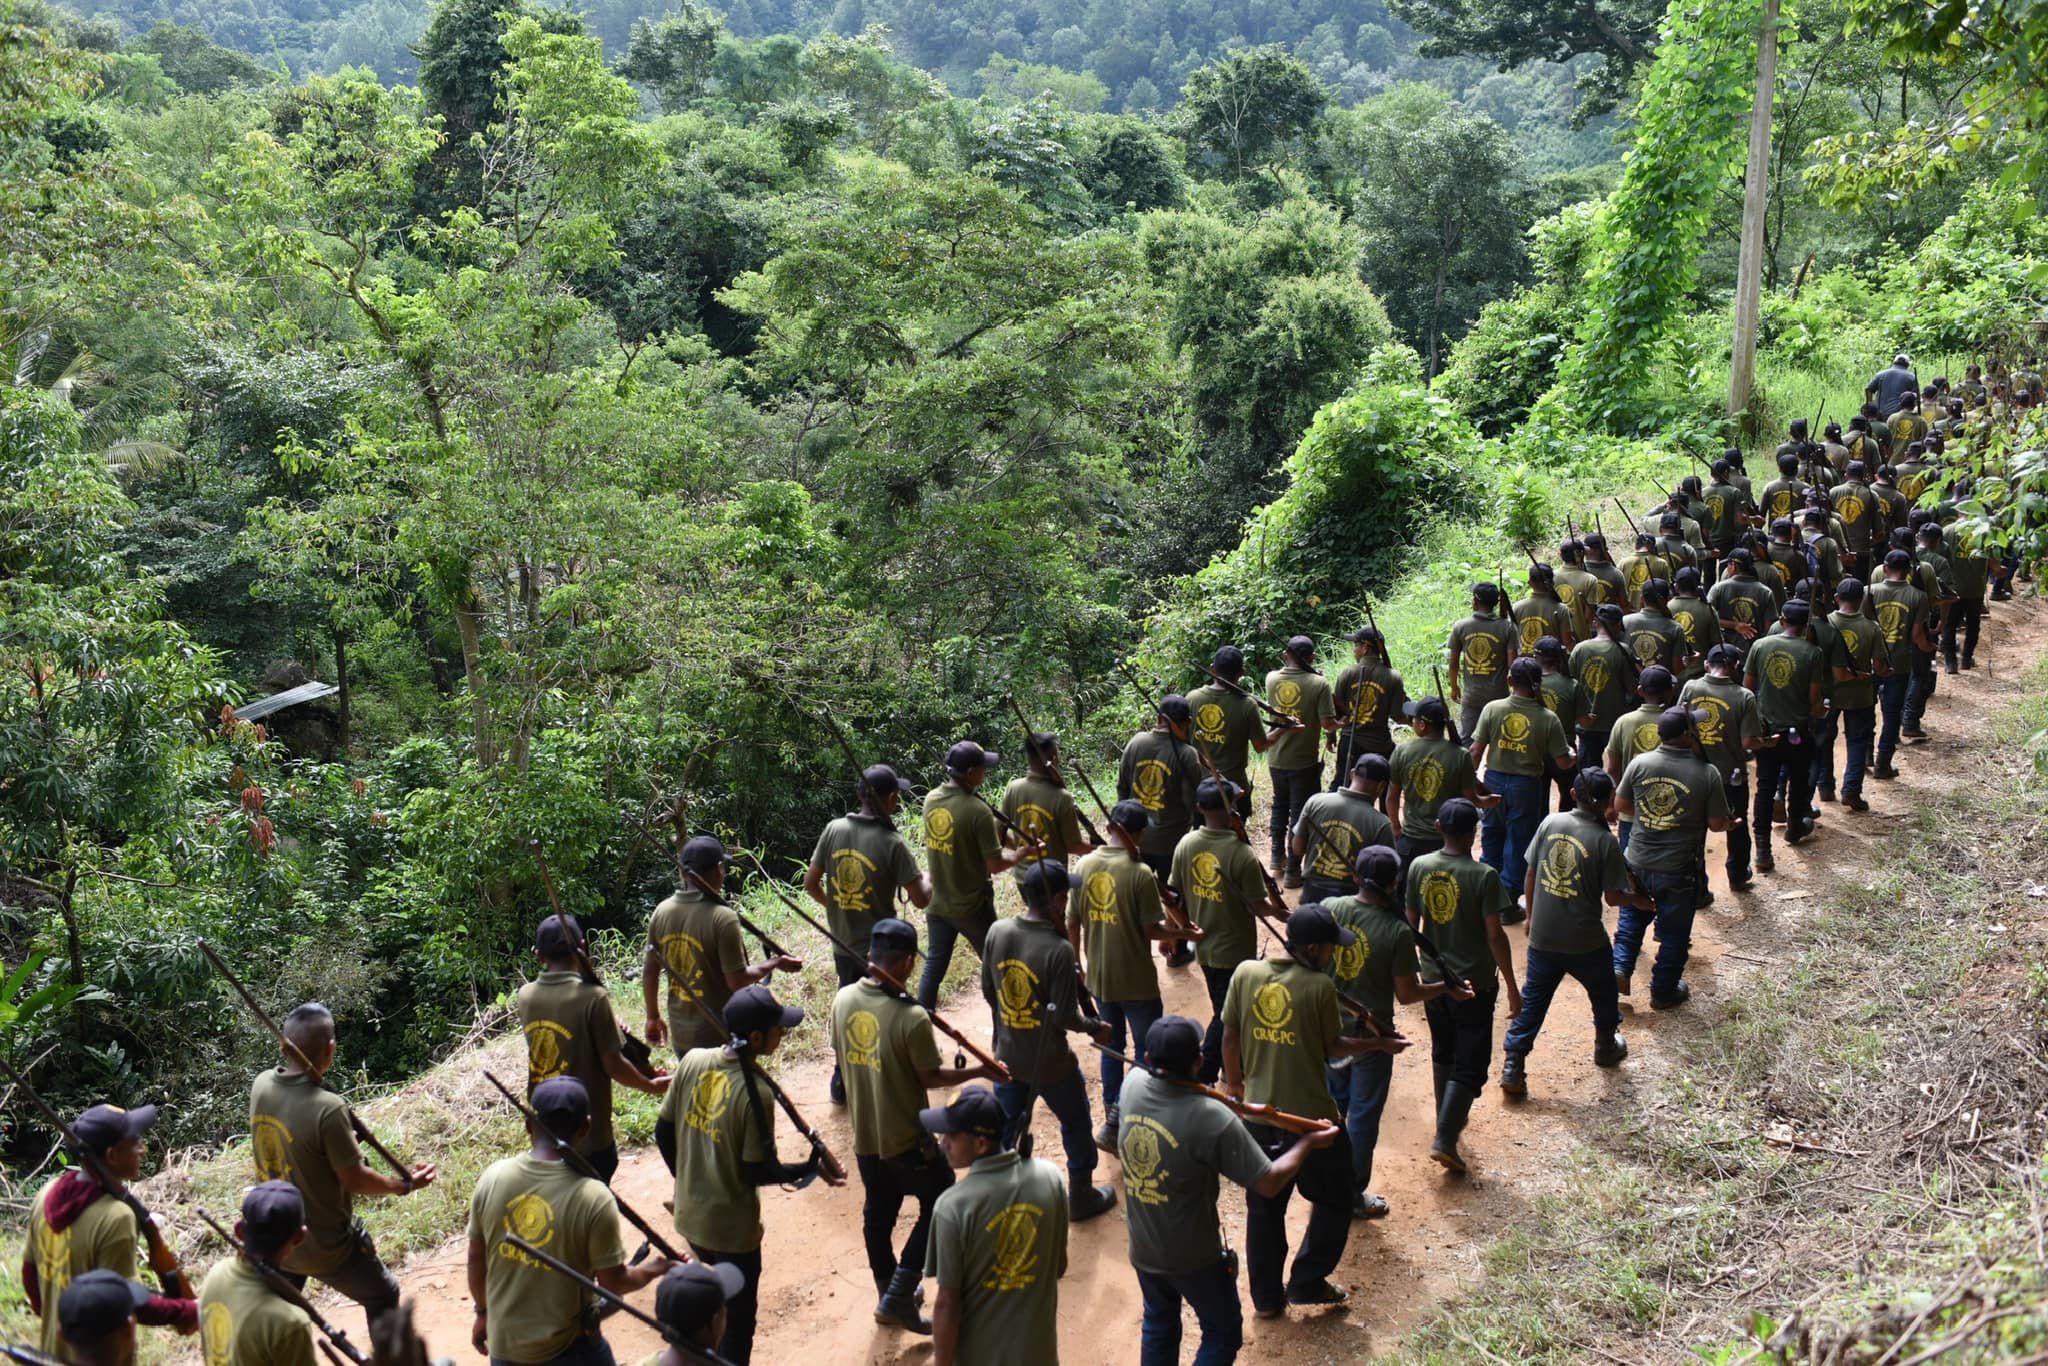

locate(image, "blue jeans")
[[1098, 998, 1164, 1104], [1327, 1050, 1393, 1191], [1480, 769, 1545, 905], [492, 1334, 615, 1366], [1839, 706, 1875, 797], [995, 1066, 1097, 1176], [1808, 710, 1839, 798], [917, 891, 995, 1008], [1877, 673, 1910, 764], [1504, 944, 1620, 1057], [1613, 865, 1698, 998], [1136, 1257, 1243, 1366], [1904, 650, 1936, 728], [1617, 819, 1631, 856]]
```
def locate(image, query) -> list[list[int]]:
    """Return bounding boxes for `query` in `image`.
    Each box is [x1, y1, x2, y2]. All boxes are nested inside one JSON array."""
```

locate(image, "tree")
[[618, 2, 724, 113], [1169, 46, 1328, 182], [1388, 0, 1664, 115]]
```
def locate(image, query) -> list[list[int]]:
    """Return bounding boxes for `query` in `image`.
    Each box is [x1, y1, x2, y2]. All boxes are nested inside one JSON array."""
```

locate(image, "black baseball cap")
[[1144, 1016, 1203, 1075], [869, 918, 919, 954], [535, 914, 583, 956], [531, 1076, 590, 1141], [1472, 582, 1501, 605], [1595, 602, 1626, 625], [1109, 799, 1150, 833], [945, 741, 1000, 773], [1508, 656, 1542, 688], [1158, 694, 1192, 724], [1728, 547, 1755, 568], [57, 1271, 150, 1348], [1212, 645, 1245, 678], [1846, 459, 1868, 477], [1350, 752, 1390, 781], [655, 1261, 745, 1335], [1436, 797, 1480, 837], [241, 1180, 306, 1255], [1782, 599, 1811, 625], [655, 1261, 746, 1339], [862, 764, 913, 797], [724, 985, 803, 1037], [1341, 625, 1384, 644], [1353, 844, 1400, 891], [1637, 665, 1674, 695], [1194, 776, 1237, 810], [1657, 707, 1707, 741], [1534, 635, 1566, 659], [1402, 696, 1449, 725], [1836, 578, 1865, 601], [69, 1104, 157, 1158], [1674, 567, 1701, 590], [680, 835, 728, 873], [1016, 860, 1079, 907], [919, 1084, 1005, 1140], [1284, 634, 1316, 660], [1706, 642, 1743, 669], [1284, 904, 1357, 948]]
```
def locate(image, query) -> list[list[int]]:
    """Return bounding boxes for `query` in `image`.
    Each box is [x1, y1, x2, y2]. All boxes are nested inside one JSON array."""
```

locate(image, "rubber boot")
[[1429, 1081, 1477, 1175], [875, 1266, 933, 1334], [1068, 1176, 1117, 1222], [1092, 1103, 1119, 1155], [1498, 1054, 1528, 1098], [1431, 1063, 1449, 1113]]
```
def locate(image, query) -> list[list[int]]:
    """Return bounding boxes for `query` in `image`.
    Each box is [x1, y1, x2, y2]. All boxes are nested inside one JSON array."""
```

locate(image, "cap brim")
[[979, 751, 1000, 768], [775, 1004, 805, 1029], [1400, 699, 1429, 718], [1341, 629, 1370, 642], [121, 1104, 159, 1139], [917, 1102, 953, 1136], [705, 1261, 746, 1301], [1333, 924, 1358, 947]]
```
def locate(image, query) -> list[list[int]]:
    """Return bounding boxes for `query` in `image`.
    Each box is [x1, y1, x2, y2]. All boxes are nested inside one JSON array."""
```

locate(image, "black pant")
[[829, 952, 865, 1096], [1197, 964, 1233, 1084], [1943, 596, 1984, 664], [1244, 1121, 1354, 1311], [1268, 765, 1321, 871], [1424, 984, 1499, 1094], [855, 1145, 953, 1291], [685, 1242, 761, 1365], [581, 1143, 619, 1187], [1720, 762, 1751, 878], [1395, 833, 1443, 871], [917, 889, 994, 1008], [1329, 733, 1389, 791], [1753, 735, 1813, 856]]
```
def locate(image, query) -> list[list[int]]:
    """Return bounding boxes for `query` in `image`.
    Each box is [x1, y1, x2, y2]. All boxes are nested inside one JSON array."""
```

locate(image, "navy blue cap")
[[919, 1084, 1004, 1140], [724, 985, 803, 1037], [58, 1271, 150, 1347]]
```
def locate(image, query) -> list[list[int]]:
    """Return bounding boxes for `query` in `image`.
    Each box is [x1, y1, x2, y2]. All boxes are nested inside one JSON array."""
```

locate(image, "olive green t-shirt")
[[1951, 549, 1990, 599], [468, 1155, 624, 1363], [983, 916, 1089, 1087], [1829, 482, 1879, 554], [1222, 957, 1342, 1121], [1116, 1070, 1271, 1276], [1333, 661, 1407, 750], [1293, 789, 1393, 888], [1678, 675, 1760, 776], [198, 1256, 316, 1366], [924, 1152, 1069, 1366], [1538, 669, 1587, 730], [1186, 684, 1261, 783], [518, 971, 627, 1153], [1708, 577, 1777, 646], [1510, 595, 1571, 655], [1170, 826, 1267, 971], [1446, 613, 1516, 708], [1569, 637, 1635, 734], [1070, 847, 1164, 1002], [1404, 850, 1509, 988], [1522, 810, 1628, 956], [662, 1046, 772, 1254], [1553, 566, 1600, 639], [27, 1178, 137, 1360], [1826, 610, 1882, 709], [1263, 668, 1334, 771], [1001, 774, 1088, 868], [1623, 608, 1687, 674], [1472, 695, 1570, 778], [249, 1068, 363, 1276], [1616, 552, 1671, 607], [810, 814, 923, 957], [647, 886, 749, 1055], [1618, 746, 1730, 874], [1604, 703, 1666, 774], [1583, 559, 1628, 607], [1745, 631, 1822, 731], [1389, 736, 1475, 832], [924, 781, 1002, 923], [1118, 729, 1200, 857], [1322, 895, 1417, 1035], [1702, 483, 1745, 547], [1669, 596, 1718, 677], [1868, 578, 1932, 674], [830, 979, 942, 1158]]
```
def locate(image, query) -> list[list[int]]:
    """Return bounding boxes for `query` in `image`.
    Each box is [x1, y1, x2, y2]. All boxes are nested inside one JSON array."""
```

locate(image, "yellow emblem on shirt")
[[686, 1070, 732, 1134], [1194, 703, 1228, 745], [1133, 759, 1170, 811], [1083, 871, 1119, 924], [984, 1205, 1045, 1291], [1251, 981, 1296, 1044], [201, 1302, 235, 1366], [252, 1115, 294, 1182], [525, 1019, 571, 1083], [1420, 870, 1460, 925], [994, 963, 1039, 1031], [925, 806, 956, 855], [845, 1009, 884, 1069]]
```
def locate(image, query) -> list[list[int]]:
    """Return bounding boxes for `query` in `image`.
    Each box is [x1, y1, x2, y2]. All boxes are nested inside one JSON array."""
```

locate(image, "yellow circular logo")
[[1421, 870, 1460, 925], [1733, 596, 1758, 623], [1637, 778, 1684, 829], [1253, 981, 1294, 1030], [996, 964, 1036, 1019], [1121, 1124, 1161, 1180], [1540, 838, 1579, 894], [525, 1020, 569, 1081], [1627, 562, 1650, 595], [1133, 760, 1169, 810], [687, 1070, 731, 1129], [1839, 494, 1866, 525], [201, 1302, 235, 1366], [988, 1207, 1042, 1289], [1084, 871, 1118, 918], [926, 807, 955, 842], [1707, 494, 1727, 522], [662, 934, 703, 993], [252, 1115, 293, 1181], [1191, 851, 1224, 901], [1352, 680, 1384, 725], [1631, 631, 1662, 663], [1499, 712, 1532, 745], [1841, 626, 1861, 655], [848, 1010, 882, 1052], [1334, 934, 1368, 981], [1558, 582, 1579, 606], [831, 850, 871, 909], [1765, 652, 1796, 690], [1582, 657, 1611, 696], [1016, 802, 1054, 849], [1410, 757, 1445, 803], [1877, 601, 1908, 643], [505, 1192, 554, 1248], [1464, 634, 1500, 675], [1693, 697, 1727, 745], [1194, 702, 1227, 742], [1274, 680, 1303, 712], [1634, 721, 1660, 754]]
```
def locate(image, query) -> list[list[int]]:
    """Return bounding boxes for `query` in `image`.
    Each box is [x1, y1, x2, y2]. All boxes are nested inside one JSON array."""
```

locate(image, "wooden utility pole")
[[1728, 0, 1781, 422]]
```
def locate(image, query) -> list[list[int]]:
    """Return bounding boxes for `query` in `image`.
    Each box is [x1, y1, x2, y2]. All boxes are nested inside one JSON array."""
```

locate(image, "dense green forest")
[[3, 0, 2047, 1178]]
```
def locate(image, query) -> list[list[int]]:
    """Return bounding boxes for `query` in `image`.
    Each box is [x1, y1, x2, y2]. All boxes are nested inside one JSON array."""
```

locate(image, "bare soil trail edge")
[[319, 598, 2048, 1365]]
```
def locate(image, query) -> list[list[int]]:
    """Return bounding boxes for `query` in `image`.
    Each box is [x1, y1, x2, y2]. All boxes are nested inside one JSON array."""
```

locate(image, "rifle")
[[1090, 1043, 1335, 1135], [1613, 498, 1643, 539], [1007, 694, 1104, 845], [975, 787, 1047, 858], [480, 1072, 686, 1262], [194, 1208, 367, 1365], [501, 1236, 733, 1366], [1431, 664, 1462, 747], [735, 853, 1011, 1081], [648, 947, 847, 1185], [197, 941, 414, 1190], [1290, 808, 1469, 1002], [0, 1055, 194, 1302], [1109, 667, 1214, 942], [678, 865, 797, 962], [1182, 739, 1286, 914], [531, 840, 655, 1074], [3, 1347, 67, 1366], [815, 703, 875, 801], [1200, 665, 1303, 731], [1363, 599, 1390, 662]]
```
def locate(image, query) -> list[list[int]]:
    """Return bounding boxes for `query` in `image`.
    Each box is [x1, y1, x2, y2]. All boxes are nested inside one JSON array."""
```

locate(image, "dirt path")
[[343, 598, 2048, 1365]]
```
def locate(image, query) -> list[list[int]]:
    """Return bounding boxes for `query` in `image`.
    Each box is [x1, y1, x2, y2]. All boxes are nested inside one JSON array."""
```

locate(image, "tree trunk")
[[332, 627, 351, 752], [1727, 0, 1780, 421], [59, 868, 83, 1028]]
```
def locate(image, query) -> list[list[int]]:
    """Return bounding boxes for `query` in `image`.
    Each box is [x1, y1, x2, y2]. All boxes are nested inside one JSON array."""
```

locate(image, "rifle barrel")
[[681, 867, 794, 961], [1007, 695, 1104, 846], [1088, 1043, 1328, 1135], [533, 840, 655, 1073]]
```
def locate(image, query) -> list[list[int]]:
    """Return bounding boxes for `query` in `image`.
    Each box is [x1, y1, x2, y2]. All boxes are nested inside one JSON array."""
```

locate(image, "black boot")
[[1431, 1063, 1449, 1113], [1068, 1178, 1117, 1222], [1499, 1054, 1528, 1098], [1430, 1081, 1477, 1175], [875, 1266, 933, 1334]]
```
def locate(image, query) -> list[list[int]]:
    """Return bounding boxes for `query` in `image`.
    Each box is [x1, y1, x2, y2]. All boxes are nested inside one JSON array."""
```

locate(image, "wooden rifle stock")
[[0, 1054, 194, 1302], [1088, 1044, 1329, 1136], [197, 941, 414, 1191], [1201, 665, 1302, 731], [479, 1072, 686, 1261], [194, 1208, 368, 1364], [531, 840, 655, 1074]]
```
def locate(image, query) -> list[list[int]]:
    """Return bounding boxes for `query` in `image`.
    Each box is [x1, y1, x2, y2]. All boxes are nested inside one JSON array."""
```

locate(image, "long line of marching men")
[[14, 350, 2037, 1366]]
